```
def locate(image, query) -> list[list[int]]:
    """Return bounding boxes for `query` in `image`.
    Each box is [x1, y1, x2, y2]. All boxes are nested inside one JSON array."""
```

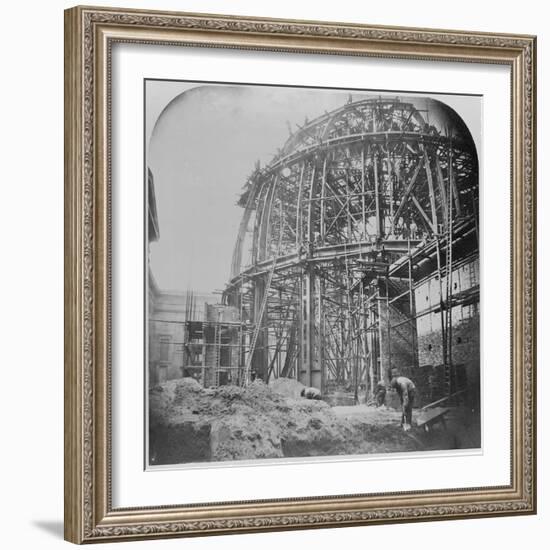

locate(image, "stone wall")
[[409, 257, 480, 408], [417, 314, 479, 369]]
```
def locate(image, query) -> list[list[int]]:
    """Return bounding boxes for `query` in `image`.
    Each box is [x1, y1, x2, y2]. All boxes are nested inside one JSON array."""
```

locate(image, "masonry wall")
[[412, 257, 480, 407], [379, 298, 416, 384]]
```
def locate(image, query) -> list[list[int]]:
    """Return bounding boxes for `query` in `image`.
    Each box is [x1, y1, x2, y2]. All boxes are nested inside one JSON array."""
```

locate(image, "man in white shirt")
[[390, 375, 417, 431]]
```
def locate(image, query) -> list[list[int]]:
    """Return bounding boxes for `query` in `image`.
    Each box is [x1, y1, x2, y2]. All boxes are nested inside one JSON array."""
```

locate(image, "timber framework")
[[178, 96, 480, 404]]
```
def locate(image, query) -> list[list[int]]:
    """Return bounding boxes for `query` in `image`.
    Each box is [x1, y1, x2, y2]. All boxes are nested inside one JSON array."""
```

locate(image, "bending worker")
[[390, 374, 416, 431], [301, 386, 322, 400], [375, 380, 387, 407]]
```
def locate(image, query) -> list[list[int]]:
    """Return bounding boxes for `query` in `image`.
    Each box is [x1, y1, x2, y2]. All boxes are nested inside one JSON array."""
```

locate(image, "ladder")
[[243, 260, 276, 385], [443, 156, 454, 396], [213, 321, 222, 387]]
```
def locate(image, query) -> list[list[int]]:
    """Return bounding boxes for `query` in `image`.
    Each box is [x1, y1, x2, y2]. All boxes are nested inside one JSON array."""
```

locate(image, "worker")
[[300, 387, 322, 400], [375, 380, 387, 407], [390, 374, 416, 431]]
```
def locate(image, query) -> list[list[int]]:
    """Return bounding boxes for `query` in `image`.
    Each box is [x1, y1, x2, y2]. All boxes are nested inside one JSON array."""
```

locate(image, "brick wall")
[[400, 257, 480, 407]]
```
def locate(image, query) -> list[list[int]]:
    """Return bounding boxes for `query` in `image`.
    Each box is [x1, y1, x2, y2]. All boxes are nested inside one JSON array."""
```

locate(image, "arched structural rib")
[[224, 96, 478, 400]]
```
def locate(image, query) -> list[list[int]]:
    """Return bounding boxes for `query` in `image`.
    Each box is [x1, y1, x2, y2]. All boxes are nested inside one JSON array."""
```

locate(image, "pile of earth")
[[268, 376, 305, 398], [149, 378, 421, 465]]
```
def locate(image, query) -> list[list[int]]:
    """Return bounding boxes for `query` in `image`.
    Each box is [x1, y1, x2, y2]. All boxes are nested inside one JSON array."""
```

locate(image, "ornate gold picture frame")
[[64, 5, 536, 544]]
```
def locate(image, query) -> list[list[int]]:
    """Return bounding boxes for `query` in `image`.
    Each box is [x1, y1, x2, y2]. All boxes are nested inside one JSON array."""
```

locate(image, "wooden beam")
[[392, 157, 423, 226], [423, 148, 439, 233], [449, 143, 462, 217], [294, 162, 306, 248], [435, 155, 448, 229], [373, 149, 382, 236], [411, 195, 435, 233]]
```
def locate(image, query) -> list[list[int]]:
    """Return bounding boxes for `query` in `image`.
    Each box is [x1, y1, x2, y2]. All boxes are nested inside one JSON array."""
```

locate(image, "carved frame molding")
[[64, 6, 536, 544]]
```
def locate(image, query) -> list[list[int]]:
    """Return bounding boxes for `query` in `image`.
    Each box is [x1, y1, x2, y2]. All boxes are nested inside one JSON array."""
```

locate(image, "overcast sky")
[[146, 81, 481, 293]]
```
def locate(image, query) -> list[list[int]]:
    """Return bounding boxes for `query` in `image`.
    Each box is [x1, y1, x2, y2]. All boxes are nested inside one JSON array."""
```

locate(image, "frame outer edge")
[[526, 35, 536, 513], [64, 6, 85, 545], [65, 5, 537, 543], [532, 36, 537, 514]]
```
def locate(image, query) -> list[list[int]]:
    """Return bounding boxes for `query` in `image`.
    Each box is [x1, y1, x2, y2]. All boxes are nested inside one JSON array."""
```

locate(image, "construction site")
[[148, 93, 481, 466]]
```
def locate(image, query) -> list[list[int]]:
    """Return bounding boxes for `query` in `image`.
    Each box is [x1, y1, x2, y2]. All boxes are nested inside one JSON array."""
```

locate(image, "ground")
[[149, 378, 480, 466], [332, 404, 480, 453]]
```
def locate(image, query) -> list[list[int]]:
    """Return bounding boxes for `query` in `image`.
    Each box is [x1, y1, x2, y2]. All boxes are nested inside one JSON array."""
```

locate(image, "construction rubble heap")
[[149, 378, 424, 465]]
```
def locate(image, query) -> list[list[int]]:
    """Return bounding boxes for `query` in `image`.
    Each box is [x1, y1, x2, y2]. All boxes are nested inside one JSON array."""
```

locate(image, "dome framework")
[[224, 96, 478, 398]]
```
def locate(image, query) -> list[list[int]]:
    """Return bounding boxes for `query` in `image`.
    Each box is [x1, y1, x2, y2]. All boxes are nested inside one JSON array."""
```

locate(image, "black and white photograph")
[[146, 81, 481, 467]]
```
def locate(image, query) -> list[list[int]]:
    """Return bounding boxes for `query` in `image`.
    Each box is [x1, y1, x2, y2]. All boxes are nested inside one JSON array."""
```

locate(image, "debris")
[[149, 378, 423, 465], [269, 377, 305, 398]]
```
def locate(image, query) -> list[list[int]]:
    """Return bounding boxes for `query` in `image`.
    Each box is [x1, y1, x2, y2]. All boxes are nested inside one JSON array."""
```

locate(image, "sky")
[[146, 81, 481, 293]]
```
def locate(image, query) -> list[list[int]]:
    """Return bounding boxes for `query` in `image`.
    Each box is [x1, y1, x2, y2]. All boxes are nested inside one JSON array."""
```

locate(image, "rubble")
[[269, 377, 305, 398], [149, 378, 423, 465]]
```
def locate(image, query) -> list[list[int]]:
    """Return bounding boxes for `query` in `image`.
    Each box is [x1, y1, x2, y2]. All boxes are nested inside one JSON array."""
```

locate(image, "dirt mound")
[[269, 377, 305, 398], [149, 378, 424, 465]]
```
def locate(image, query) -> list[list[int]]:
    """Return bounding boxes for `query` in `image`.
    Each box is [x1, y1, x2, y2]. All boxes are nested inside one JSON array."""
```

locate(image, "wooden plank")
[[415, 407, 450, 428]]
